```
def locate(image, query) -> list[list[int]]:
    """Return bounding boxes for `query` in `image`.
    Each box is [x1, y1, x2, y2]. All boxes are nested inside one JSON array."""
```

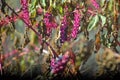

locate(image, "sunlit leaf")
[[20, 60, 26, 72], [108, 0, 113, 11], [100, 0, 105, 7], [30, 31, 36, 44], [30, 9, 36, 18], [62, 0, 66, 4], [29, 0, 38, 18], [41, 0, 46, 7], [87, 15, 99, 31], [53, 0, 56, 8], [56, 6, 63, 15], [99, 14, 106, 27]]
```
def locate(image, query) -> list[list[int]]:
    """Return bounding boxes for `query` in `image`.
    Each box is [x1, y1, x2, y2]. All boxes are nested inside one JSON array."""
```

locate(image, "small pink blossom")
[[91, 0, 100, 9], [37, 7, 43, 15], [20, 0, 30, 25]]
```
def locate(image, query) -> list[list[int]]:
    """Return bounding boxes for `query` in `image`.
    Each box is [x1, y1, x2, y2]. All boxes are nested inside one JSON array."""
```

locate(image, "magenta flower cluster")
[[20, 0, 30, 25], [50, 52, 70, 74], [60, 15, 68, 43], [91, 0, 100, 9], [43, 12, 57, 36], [0, 16, 17, 27], [71, 9, 81, 39]]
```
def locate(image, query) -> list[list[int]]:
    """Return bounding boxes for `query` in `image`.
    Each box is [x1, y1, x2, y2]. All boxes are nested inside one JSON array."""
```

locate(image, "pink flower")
[[43, 12, 57, 36], [20, 0, 30, 25], [20, 0, 28, 6], [44, 12, 57, 28], [91, 0, 100, 9], [71, 9, 81, 39], [0, 15, 17, 27], [50, 52, 70, 74], [37, 7, 43, 15], [60, 15, 68, 43]]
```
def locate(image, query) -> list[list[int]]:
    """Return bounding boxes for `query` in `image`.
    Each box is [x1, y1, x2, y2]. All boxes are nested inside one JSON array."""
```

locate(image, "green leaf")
[[107, 43, 111, 48], [62, 0, 65, 3], [99, 14, 106, 27], [100, 0, 105, 7], [30, 9, 36, 18], [87, 15, 99, 31], [29, 0, 38, 18], [29, 0, 38, 11], [42, 0, 46, 7], [57, 6, 63, 14], [20, 60, 26, 72], [53, 0, 56, 8], [50, 0, 52, 7], [108, 0, 113, 11]]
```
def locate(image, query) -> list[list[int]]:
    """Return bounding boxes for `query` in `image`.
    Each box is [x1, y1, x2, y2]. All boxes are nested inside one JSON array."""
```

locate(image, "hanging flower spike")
[[91, 0, 100, 9], [20, 0, 30, 25], [50, 52, 70, 74], [60, 6, 69, 43], [71, 9, 81, 39], [43, 12, 57, 36], [44, 13, 52, 28], [60, 15, 68, 43]]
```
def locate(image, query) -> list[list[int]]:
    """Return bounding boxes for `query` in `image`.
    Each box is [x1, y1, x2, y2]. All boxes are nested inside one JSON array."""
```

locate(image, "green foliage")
[[99, 14, 106, 27], [87, 15, 99, 31]]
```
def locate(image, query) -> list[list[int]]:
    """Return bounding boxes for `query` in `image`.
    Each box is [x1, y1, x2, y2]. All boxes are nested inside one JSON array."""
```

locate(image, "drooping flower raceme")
[[60, 15, 68, 43], [71, 9, 81, 39], [20, 0, 30, 25], [43, 12, 57, 36], [91, 0, 100, 9], [50, 53, 70, 74]]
